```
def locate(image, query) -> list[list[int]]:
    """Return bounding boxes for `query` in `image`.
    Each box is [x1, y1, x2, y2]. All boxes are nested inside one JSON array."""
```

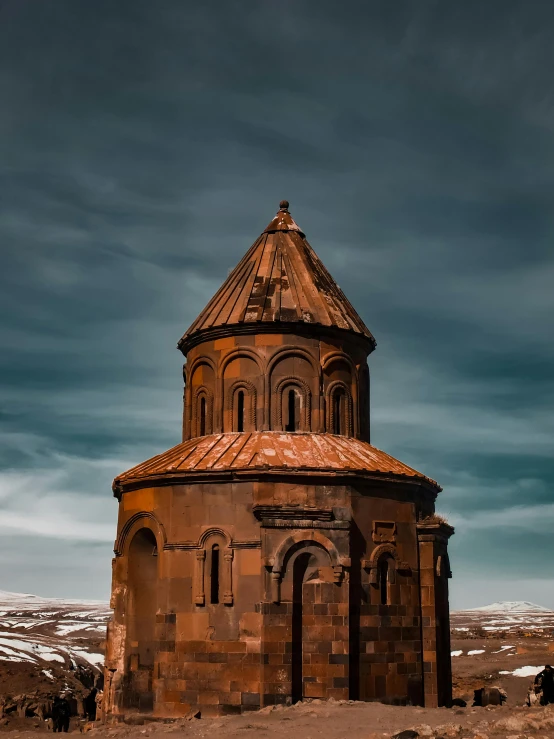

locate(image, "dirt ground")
[[3, 699, 554, 739]]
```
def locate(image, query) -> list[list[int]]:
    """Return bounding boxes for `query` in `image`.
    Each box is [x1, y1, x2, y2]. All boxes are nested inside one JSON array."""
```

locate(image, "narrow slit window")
[[210, 544, 220, 604], [285, 388, 296, 432], [199, 396, 206, 436], [333, 391, 342, 435], [379, 557, 389, 605], [237, 390, 245, 432]]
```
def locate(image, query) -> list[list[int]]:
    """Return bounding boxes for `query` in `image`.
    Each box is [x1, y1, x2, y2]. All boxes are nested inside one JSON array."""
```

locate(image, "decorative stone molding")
[[272, 375, 312, 431], [192, 385, 214, 436], [363, 543, 411, 585], [195, 549, 206, 605], [253, 505, 334, 521], [226, 379, 257, 431], [266, 346, 319, 429], [190, 528, 235, 607], [114, 512, 167, 557], [372, 521, 397, 544], [321, 350, 358, 377], [325, 380, 353, 436], [223, 548, 234, 605], [267, 530, 350, 603]]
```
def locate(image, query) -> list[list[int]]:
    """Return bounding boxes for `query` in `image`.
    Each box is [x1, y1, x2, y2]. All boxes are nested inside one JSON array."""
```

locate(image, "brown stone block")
[[304, 682, 326, 698], [218, 691, 242, 705], [305, 645, 329, 665], [268, 653, 284, 665], [239, 549, 261, 576], [263, 626, 289, 641], [262, 641, 282, 654], [333, 625, 349, 641], [332, 640, 347, 654], [317, 641, 332, 654], [304, 625, 334, 641], [370, 663, 389, 676], [231, 680, 260, 693], [245, 639, 261, 653], [198, 691, 220, 705], [240, 665, 261, 681], [206, 679, 232, 692]]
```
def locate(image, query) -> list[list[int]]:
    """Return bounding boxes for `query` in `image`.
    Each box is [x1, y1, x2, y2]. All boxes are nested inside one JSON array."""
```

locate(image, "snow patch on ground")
[[468, 649, 485, 656], [0, 590, 109, 671], [499, 665, 542, 678], [451, 650, 463, 657]]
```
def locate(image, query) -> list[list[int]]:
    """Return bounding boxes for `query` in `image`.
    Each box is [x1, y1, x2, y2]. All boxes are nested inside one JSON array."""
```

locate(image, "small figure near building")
[[535, 665, 554, 705], [51, 695, 71, 733]]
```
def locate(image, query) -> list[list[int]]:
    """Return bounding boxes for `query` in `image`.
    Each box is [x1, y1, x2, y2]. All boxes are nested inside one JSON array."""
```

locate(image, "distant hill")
[[464, 601, 552, 613], [0, 589, 110, 702]]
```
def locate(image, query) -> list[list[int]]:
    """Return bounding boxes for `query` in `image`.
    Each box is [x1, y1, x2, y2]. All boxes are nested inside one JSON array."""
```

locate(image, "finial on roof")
[[279, 200, 289, 211]]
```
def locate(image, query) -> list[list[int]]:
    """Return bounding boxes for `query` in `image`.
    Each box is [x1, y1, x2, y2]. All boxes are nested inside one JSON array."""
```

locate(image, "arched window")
[[200, 397, 206, 436], [378, 557, 390, 605], [227, 381, 257, 432], [327, 382, 353, 437], [210, 544, 220, 604], [333, 388, 346, 434], [193, 388, 213, 437], [273, 378, 311, 432], [285, 388, 300, 432], [237, 391, 245, 432]]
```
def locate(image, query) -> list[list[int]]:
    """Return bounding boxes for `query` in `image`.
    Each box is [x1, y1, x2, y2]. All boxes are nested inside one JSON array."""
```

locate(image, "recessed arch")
[[321, 350, 358, 378], [326, 380, 353, 436], [225, 379, 257, 432], [198, 527, 232, 548], [217, 349, 264, 432], [218, 347, 264, 377], [187, 355, 217, 381], [267, 346, 318, 376], [271, 530, 342, 573], [115, 512, 166, 557], [272, 376, 311, 431], [192, 386, 213, 437]]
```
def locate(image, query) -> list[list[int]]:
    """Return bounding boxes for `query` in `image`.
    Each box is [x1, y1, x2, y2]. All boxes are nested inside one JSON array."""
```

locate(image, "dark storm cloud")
[[0, 0, 553, 603]]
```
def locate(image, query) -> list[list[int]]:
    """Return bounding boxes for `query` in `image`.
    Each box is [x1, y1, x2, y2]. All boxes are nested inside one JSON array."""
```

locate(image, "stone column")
[[417, 520, 454, 707], [194, 549, 206, 606], [223, 548, 234, 605]]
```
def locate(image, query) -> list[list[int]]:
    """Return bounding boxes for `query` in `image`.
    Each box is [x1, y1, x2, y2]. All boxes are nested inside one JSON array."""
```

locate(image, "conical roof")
[[178, 201, 375, 352]]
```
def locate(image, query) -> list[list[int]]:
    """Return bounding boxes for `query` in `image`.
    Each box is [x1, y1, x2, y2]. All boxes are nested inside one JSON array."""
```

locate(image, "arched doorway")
[[280, 543, 347, 703], [124, 528, 158, 711]]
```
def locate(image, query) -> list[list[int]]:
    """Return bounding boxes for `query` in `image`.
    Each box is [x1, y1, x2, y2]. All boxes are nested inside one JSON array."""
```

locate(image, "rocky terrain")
[[1, 596, 554, 737], [0, 589, 109, 729]]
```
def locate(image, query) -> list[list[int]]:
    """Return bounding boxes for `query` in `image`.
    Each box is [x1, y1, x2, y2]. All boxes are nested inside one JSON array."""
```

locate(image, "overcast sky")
[[1, 0, 553, 608]]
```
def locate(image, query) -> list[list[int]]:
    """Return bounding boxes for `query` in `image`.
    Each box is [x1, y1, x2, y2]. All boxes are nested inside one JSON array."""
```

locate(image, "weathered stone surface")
[[104, 202, 453, 719]]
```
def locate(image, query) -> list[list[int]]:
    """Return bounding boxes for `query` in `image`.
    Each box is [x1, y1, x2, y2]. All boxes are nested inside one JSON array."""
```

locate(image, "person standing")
[[51, 695, 71, 733]]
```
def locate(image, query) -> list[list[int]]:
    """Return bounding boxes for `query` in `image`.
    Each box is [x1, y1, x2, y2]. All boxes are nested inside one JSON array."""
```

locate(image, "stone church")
[[104, 201, 454, 719]]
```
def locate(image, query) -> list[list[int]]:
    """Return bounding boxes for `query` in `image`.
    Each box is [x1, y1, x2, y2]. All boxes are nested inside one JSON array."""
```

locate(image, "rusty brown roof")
[[178, 201, 375, 352], [113, 432, 440, 495]]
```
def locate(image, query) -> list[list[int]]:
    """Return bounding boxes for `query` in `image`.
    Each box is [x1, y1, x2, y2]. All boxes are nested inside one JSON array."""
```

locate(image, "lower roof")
[[113, 432, 440, 497]]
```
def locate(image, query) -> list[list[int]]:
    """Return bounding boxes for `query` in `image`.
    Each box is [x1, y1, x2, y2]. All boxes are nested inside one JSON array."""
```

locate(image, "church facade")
[[103, 201, 453, 719]]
